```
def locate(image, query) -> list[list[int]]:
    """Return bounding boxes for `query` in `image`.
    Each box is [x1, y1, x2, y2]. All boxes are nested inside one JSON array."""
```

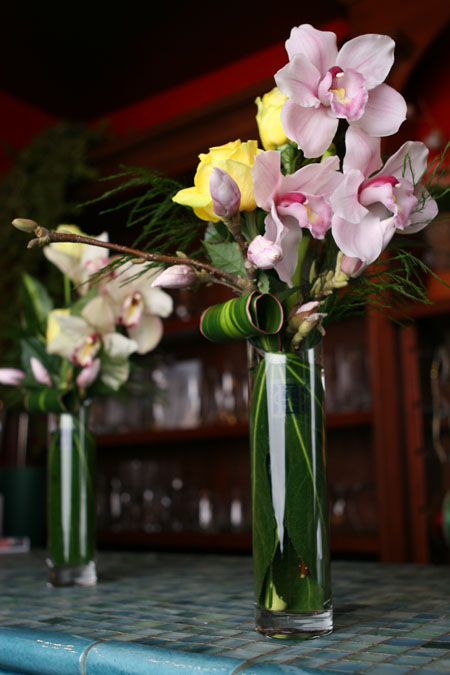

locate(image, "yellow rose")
[[51, 225, 86, 259], [172, 140, 260, 222], [46, 308, 71, 344], [255, 87, 289, 151]]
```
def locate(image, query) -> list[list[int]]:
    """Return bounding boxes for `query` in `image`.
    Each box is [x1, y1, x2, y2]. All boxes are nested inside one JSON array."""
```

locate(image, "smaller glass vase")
[[46, 402, 97, 586], [248, 343, 332, 639]]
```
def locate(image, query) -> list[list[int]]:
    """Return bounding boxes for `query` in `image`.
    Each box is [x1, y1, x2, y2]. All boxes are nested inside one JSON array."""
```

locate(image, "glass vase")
[[248, 344, 332, 638], [46, 402, 97, 586]]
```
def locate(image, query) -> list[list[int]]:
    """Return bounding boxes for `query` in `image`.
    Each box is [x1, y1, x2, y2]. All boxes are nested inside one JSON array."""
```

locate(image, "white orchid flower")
[[99, 260, 173, 354], [43, 225, 110, 294], [47, 297, 138, 390]]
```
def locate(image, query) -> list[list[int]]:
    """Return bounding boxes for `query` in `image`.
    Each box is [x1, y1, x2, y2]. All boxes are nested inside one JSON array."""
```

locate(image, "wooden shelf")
[[97, 410, 373, 448], [96, 421, 249, 447], [97, 529, 252, 551]]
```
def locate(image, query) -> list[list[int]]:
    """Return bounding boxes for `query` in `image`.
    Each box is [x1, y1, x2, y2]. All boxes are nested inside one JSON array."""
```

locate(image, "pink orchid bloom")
[[274, 24, 407, 157], [30, 357, 52, 386], [331, 128, 438, 264], [251, 151, 342, 284], [0, 368, 25, 386]]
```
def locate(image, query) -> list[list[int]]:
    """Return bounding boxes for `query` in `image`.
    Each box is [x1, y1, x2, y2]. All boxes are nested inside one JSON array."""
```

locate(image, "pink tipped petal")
[[340, 256, 367, 278], [76, 359, 101, 388], [285, 24, 338, 75], [30, 357, 52, 386], [330, 169, 368, 223], [275, 55, 321, 108], [353, 84, 407, 137], [381, 141, 429, 184], [252, 151, 283, 210], [281, 100, 338, 158], [337, 34, 395, 89], [343, 128, 382, 176], [400, 187, 438, 234], [359, 179, 396, 212], [0, 368, 25, 386], [329, 69, 368, 121]]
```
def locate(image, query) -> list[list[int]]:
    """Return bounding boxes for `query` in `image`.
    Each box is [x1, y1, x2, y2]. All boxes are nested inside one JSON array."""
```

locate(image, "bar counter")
[[0, 551, 449, 674]]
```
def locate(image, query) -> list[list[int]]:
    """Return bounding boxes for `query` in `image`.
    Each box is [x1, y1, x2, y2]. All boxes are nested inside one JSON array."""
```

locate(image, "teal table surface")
[[0, 552, 449, 675]]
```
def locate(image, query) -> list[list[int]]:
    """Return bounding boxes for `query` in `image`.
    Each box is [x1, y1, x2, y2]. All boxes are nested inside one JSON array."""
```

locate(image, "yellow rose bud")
[[46, 308, 70, 344], [255, 87, 289, 151], [51, 225, 86, 259], [172, 140, 260, 222]]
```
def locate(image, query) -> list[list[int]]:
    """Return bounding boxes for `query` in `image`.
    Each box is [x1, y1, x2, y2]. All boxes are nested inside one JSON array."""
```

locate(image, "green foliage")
[[0, 122, 105, 348], [84, 165, 204, 257]]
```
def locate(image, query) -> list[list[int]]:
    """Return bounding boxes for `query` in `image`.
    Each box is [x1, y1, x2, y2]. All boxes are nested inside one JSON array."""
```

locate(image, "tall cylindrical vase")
[[46, 402, 97, 586], [248, 344, 332, 639]]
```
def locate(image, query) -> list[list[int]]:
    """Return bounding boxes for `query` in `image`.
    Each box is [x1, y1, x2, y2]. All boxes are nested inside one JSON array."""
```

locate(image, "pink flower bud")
[[209, 168, 241, 219], [247, 235, 283, 269], [340, 255, 367, 278], [30, 357, 52, 386], [151, 265, 196, 289], [76, 358, 101, 388], [0, 368, 25, 386]]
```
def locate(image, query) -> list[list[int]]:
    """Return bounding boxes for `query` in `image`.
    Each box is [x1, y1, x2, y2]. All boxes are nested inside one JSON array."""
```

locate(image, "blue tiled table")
[[0, 551, 449, 674]]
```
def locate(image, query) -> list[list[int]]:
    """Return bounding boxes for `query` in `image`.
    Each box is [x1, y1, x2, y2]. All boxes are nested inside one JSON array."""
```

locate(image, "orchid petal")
[[330, 169, 368, 223], [381, 141, 429, 185], [127, 315, 163, 354], [285, 24, 338, 75], [353, 84, 407, 137], [0, 368, 25, 386], [275, 54, 321, 108], [252, 151, 283, 210], [281, 100, 338, 158], [81, 295, 115, 333], [400, 186, 438, 234], [103, 332, 138, 359], [76, 359, 101, 388], [265, 205, 303, 286], [30, 357, 52, 386], [337, 34, 395, 89], [101, 359, 130, 391], [141, 286, 173, 318], [332, 212, 395, 263], [283, 155, 341, 195], [343, 127, 382, 176]]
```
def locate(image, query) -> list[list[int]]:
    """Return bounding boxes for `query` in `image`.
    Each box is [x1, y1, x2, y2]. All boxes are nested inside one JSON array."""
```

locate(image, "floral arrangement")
[[7, 20, 448, 628], [0, 223, 173, 413], [14, 24, 445, 351]]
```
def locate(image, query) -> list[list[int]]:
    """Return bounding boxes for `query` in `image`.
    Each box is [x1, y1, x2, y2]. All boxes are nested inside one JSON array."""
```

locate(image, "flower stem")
[[32, 227, 243, 292]]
